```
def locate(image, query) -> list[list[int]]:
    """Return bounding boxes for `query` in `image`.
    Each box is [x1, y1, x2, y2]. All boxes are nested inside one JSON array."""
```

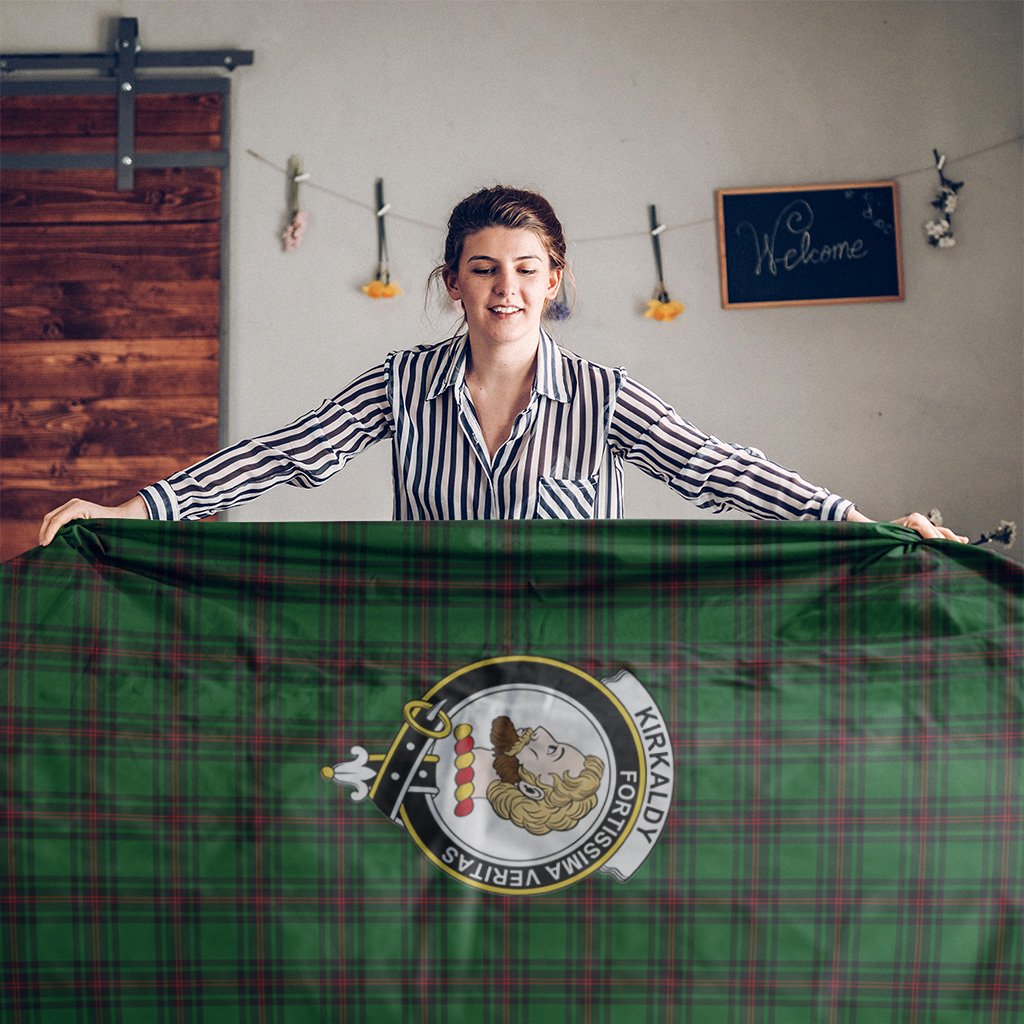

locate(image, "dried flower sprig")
[[932, 509, 1017, 547], [644, 299, 685, 322], [282, 210, 308, 251], [362, 177, 400, 299], [925, 150, 963, 249], [644, 204, 684, 322], [361, 279, 402, 299], [972, 521, 1017, 547], [546, 276, 572, 321], [282, 156, 310, 252]]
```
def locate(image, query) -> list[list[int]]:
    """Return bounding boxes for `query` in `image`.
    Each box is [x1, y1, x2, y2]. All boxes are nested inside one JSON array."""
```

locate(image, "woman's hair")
[[428, 185, 573, 319], [486, 757, 604, 836], [486, 714, 604, 835]]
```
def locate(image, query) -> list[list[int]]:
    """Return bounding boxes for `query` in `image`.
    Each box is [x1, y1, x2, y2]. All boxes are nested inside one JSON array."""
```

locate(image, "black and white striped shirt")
[[139, 331, 853, 522]]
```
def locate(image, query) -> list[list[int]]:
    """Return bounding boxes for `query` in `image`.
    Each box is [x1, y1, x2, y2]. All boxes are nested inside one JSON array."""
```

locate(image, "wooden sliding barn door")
[[0, 33, 246, 560], [1, 94, 222, 560]]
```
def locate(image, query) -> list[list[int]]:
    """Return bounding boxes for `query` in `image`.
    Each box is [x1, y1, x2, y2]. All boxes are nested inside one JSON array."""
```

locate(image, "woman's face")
[[444, 227, 561, 350], [518, 727, 586, 784]]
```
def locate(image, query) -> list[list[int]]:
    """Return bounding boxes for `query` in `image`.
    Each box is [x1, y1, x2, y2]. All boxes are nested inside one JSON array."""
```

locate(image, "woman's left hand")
[[847, 508, 969, 543]]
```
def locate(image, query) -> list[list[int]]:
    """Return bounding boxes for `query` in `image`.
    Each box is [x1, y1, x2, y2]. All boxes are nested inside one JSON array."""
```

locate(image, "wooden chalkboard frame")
[[716, 181, 904, 310]]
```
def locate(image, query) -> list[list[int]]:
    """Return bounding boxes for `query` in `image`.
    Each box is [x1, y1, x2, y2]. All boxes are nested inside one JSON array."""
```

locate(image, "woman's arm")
[[609, 375, 968, 542], [39, 494, 149, 547], [37, 361, 393, 545], [609, 375, 853, 521], [140, 362, 393, 521]]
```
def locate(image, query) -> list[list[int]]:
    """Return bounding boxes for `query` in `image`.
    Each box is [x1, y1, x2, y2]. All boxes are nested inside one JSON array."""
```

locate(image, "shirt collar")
[[425, 334, 469, 400], [535, 328, 571, 403], [426, 329, 570, 403]]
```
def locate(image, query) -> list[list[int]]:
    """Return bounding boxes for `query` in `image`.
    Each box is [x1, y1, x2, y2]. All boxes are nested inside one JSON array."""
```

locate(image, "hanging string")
[[246, 133, 1023, 246], [246, 149, 440, 231]]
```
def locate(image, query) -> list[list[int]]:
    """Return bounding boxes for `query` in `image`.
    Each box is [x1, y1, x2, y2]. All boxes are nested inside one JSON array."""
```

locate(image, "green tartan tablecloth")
[[1, 520, 1021, 1023]]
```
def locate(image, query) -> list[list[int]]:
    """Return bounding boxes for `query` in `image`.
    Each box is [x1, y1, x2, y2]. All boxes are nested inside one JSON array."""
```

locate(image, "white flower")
[[942, 193, 958, 214], [925, 219, 950, 238], [937, 235, 956, 248]]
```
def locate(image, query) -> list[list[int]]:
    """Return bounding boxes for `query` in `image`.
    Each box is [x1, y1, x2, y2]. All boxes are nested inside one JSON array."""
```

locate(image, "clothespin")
[[287, 156, 310, 217]]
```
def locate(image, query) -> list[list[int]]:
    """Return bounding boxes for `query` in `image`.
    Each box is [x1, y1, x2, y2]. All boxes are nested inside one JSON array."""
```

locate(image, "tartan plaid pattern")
[[2, 519, 1021, 1024]]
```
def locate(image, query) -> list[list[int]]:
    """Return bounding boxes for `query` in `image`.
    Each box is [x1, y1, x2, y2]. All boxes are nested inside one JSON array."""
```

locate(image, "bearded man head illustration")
[[482, 715, 605, 836]]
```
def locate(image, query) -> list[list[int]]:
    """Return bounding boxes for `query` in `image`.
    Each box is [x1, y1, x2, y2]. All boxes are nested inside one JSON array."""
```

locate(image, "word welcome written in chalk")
[[716, 181, 904, 308], [735, 199, 868, 277]]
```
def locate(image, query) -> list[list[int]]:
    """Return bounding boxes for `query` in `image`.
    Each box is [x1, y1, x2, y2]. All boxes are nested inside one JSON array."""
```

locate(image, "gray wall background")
[[3, 0, 1022, 550]]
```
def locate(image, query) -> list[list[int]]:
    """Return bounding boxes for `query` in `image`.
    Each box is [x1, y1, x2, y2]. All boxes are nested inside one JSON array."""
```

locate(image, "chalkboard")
[[716, 181, 904, 309]]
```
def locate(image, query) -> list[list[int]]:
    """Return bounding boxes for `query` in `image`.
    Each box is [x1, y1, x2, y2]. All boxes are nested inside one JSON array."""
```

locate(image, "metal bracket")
[[116, 18, 140, 189], [1, 16, 254, 191]]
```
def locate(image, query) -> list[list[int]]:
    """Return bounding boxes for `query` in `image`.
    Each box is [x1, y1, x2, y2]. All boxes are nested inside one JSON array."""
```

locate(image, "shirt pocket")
[[534, 475, 599, 519]]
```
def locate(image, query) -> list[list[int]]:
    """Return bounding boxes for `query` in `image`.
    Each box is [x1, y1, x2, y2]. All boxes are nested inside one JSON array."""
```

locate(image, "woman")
[[38, 186, 966, 544]]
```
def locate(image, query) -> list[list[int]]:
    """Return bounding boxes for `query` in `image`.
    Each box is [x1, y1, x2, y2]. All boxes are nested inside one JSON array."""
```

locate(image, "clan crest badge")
[[322, 657, 673, 895]]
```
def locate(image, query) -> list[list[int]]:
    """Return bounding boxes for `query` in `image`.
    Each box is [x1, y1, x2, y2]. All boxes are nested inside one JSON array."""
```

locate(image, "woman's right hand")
[[39, 494, 149, 548]]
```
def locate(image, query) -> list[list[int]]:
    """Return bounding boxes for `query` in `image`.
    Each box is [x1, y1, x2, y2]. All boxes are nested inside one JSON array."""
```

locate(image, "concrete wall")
[[3, 0, 1021, 550]]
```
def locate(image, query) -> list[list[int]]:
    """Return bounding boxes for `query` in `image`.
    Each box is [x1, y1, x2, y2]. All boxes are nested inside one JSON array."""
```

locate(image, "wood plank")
[[1, 134, 222, 155], [2, 397, 219, 458], [2, 455, 202, 521], [1, 339, 219, 398], [0, 222, 220, 283], [1, 279, 219, 340], [2, 519, 45, 562], [0, 93, 223, 138], [1, 168, 222, 224]]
